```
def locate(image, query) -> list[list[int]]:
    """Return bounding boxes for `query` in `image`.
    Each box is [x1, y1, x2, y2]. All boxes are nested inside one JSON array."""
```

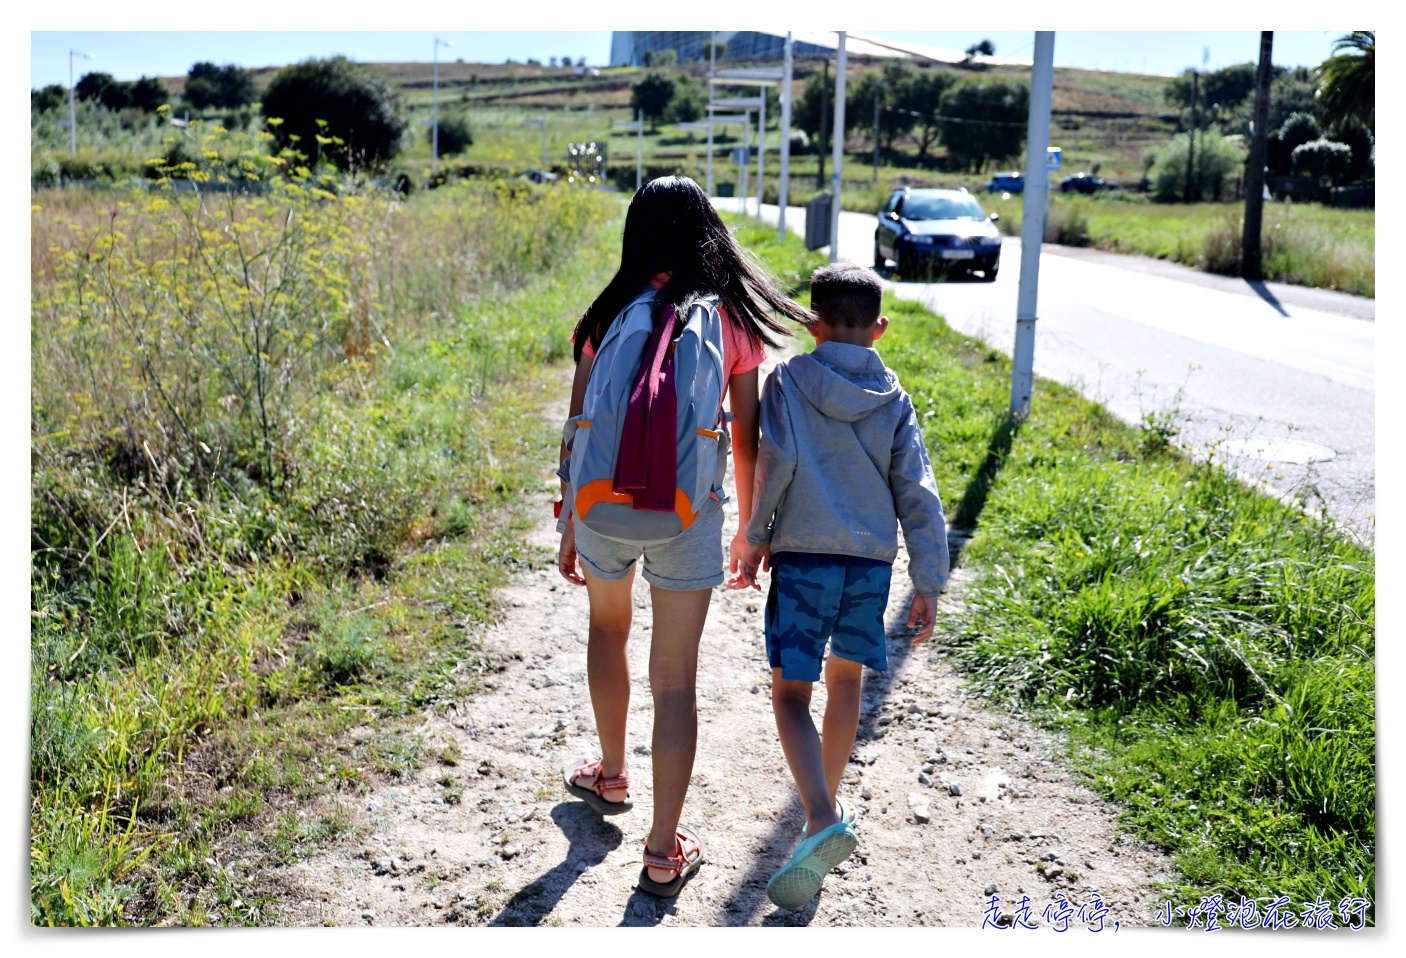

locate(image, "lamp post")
[[525, 112, 547, 172], [69, 49, 95, 156], [829, 32, 846, 263], [778, 32, 794, 241], [432, 36, 454, 177]]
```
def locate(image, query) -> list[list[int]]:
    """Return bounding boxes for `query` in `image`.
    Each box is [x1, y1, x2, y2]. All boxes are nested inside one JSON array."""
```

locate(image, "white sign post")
[[1011, 32, 1056, 418]]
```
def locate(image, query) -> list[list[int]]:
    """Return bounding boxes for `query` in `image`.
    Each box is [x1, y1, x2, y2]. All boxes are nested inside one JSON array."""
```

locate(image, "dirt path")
[[269, 348, 1172, 928]]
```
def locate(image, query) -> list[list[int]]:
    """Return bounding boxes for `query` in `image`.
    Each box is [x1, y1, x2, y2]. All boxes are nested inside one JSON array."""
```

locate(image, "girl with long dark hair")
[[557, 176, 810, 897]]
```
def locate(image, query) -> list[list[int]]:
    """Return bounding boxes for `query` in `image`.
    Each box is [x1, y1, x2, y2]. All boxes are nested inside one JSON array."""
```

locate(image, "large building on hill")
[[608, 30, 1029, 67]]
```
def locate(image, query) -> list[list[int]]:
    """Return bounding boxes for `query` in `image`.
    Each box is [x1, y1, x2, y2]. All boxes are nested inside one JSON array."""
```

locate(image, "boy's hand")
[[726, 540, 770, 591], [906, 593, 940, 643]]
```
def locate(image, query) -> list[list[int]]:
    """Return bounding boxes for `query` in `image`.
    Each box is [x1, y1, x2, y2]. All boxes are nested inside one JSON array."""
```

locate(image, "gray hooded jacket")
[[744, 341, 950, 595]]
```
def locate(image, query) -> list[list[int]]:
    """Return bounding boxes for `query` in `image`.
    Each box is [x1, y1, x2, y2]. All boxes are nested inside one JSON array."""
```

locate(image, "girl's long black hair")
[[572, 175, 811, 362]]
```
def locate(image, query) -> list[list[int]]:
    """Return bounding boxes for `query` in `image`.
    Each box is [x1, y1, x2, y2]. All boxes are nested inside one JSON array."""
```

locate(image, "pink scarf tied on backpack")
[[613, 303, 679, 512]]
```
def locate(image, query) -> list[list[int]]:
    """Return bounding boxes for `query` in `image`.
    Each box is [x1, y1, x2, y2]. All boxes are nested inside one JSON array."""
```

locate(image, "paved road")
[[721, 199, 1375, 543]]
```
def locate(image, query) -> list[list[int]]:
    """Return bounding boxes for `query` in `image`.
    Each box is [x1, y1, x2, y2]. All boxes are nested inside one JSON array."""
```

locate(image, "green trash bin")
[[717, 182, 735, 198]]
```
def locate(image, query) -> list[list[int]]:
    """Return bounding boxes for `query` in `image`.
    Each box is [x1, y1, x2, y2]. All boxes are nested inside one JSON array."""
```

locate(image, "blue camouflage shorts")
[[765, 551, 892, 682]]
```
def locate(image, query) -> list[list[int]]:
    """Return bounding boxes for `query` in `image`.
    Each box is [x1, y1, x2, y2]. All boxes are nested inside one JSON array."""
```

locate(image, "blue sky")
[[29, 29, 1351, 90]]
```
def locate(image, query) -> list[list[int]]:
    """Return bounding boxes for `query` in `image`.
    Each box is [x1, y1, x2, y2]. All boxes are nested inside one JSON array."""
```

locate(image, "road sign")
[[732, 146, 749, 166], [1047, 146, 1062, 170]]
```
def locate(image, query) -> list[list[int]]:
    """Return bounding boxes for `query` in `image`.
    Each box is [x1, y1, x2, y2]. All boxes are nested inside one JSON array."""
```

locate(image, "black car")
[[873, 188, 1002, 281], [1059, 173, 1110, 194]]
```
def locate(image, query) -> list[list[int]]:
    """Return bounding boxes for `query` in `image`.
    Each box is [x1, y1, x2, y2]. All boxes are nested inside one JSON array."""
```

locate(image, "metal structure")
[[613, 110, 645, 191], [431, 37, 453, 176], [1010, 32, 1055, 418], [676, 121, 716, 194], [828, 33, 847, 263], [777, 33, 794, 241], [68, 49, 95, 156], [706, 114, 751, 210]]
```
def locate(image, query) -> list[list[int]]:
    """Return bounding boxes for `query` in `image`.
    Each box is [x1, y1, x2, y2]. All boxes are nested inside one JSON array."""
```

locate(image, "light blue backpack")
[[558, 286, 729, 546]]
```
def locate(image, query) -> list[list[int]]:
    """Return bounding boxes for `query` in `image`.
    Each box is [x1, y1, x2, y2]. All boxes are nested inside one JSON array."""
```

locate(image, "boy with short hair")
[[728, 262, 950, 910]]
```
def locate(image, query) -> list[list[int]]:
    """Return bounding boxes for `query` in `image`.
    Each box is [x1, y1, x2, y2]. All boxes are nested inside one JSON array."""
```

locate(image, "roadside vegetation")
[[30, 127, 619, 924], [737, 216, 1375, 923]]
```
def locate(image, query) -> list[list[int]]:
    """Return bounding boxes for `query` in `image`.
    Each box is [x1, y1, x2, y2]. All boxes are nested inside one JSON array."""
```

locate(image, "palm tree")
[[1314, 31, 1374, 134]]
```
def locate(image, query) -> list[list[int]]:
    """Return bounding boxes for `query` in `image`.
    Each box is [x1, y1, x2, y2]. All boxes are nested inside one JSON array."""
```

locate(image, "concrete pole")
[[1010, 31, 1055, 418], [829, 32, 847, 263], [741, 111, 751, 214], [636, 108, 644, 191], [432, 39, 440, 177], [778, 32, 794, 241], [755, 82, 766, 222]]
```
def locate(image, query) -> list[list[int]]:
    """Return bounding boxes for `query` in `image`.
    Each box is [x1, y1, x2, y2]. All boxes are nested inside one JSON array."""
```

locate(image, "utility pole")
[[817, 57, 829, 188], [829, 32, 846, 264], [69, 49, 95, 156], [1242, 32, 1274, 280], [432, 37, 453, 177], [778, 32, 794, 241], [1010, 31, 1055, 418], [756, 81, 766, 222], [1185, 69, 1198, 202], [873, 88, 880, 181]]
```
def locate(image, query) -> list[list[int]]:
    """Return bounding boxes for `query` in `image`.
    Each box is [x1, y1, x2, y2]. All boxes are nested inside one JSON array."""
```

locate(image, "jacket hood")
[[787, 341, 901, 423]]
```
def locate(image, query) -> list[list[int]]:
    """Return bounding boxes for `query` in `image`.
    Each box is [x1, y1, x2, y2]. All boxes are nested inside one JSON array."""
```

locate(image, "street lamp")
[[432, 36, 454, 177], [68, 49, 95, 156], [524, 112, 547, 173]]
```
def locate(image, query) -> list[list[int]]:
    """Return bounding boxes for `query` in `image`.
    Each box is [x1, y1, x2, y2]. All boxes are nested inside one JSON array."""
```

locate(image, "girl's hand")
[[726, 540, 770, 591], [558, 522, 586, 586]]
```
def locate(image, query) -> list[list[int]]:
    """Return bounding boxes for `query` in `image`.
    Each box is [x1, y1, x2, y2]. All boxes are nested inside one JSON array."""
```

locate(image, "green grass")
[[736, 216, 1375, 922], [31, 177, 621, 924]]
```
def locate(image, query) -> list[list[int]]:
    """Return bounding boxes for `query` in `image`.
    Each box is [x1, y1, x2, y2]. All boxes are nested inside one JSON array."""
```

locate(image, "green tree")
[[31, 84, 67, 113], [630, 71, 676, 131], [1268, 111, 1321, 175], [699, 40, 727, 62], [74, 71, 127, 110], [185, 62, 256, 111], [261, 57, 408, 170], [936, 78, 1028, 170], [664, 75, 706, 124], [643, 49, 678, 68], [1149, 129, 1247, 201], [902, 70, 959, 159], [1314, 31, 1373, 134], [128, 76, 169, 112], [965, 39, 996, 57]]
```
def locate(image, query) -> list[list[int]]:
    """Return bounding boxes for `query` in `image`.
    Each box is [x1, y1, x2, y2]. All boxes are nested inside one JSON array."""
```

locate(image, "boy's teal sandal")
[[766, 821, 858, 910], [799, 795, 859, 840]]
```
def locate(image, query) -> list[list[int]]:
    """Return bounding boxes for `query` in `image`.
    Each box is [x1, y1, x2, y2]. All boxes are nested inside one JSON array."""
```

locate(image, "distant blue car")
[[986, 172, 1024, 194]]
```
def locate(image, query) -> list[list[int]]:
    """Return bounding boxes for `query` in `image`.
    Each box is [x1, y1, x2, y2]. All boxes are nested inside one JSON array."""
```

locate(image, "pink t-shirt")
[[576, 276, 766, 396]]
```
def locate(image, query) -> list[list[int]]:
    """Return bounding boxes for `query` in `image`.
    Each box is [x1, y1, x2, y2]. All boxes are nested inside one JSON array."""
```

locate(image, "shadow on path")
[[1245, 279, 1290, 317], [487, 802, 622, 927]]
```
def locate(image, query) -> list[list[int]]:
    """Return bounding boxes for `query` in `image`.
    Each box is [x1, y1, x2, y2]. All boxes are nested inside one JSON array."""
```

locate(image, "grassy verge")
[[31, 167, 620, 924], [735, 216, 1376, 923], [983, 193, 1374, 298]]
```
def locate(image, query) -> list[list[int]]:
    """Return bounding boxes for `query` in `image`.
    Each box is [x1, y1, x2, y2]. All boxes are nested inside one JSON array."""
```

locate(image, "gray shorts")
[[573, 500, 725, 591]]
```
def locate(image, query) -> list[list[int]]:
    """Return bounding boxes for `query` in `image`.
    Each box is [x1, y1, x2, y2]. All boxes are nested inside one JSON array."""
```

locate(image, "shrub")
[[1292, 138, 1353, 183], [630, 71, 676, 130], [32, 84, 67, 114], [643, 48, 677, 67], [664, 76, 706, 124], [261, 57, 407, 170], [431, 114, 473, 157], [127, 76, 169, 113], [1269, 111, 1321, 174], [1045, 198, 1091, 246]]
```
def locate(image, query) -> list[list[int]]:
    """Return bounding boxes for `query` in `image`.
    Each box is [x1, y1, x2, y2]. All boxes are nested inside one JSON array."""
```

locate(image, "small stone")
[[1043, 852, 1058, 861], [634, 744, 652, 756], [979, 825, 994, 837], [877, 715, 894, 727], [751, 686, 760, 694], [499, 844, 521, 860], [861, 787, 873, 801], [362, 910, 376, 922], [907, 794, 932, 824], [521, 807, 537, 822], [956, 857, 967, 865], [1085, 861, 1096, 870], [373, 858, 396, 876], [908, 703, 922, 713], [972, 852, 982, 860], [366, 800, 382, 813], [949, 783, 963, 797], [921, 763, 935, 775], [918, 773, 932, 787], [985, 883, 998, 896], [457, 887, 472, 901]]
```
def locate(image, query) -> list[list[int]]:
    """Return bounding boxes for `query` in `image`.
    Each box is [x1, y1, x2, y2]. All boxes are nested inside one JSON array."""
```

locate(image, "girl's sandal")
[[637, 826, 705, 898], [563, 757, 633, 816]]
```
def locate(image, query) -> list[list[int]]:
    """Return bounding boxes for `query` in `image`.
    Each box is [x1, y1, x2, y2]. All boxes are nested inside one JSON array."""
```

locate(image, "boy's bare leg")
[[582, 567, 635, 803], [772, 669, 843, 835], [821, 653, 865, 805], [644, 585, 711, 883]]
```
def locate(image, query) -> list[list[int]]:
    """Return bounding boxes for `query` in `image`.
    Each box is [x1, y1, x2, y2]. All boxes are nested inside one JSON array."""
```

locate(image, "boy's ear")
[[872, 315, 890, 340]]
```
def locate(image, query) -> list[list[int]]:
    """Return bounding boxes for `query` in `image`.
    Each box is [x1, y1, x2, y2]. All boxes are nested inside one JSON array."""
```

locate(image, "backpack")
[[559, 286, 730, 547]]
